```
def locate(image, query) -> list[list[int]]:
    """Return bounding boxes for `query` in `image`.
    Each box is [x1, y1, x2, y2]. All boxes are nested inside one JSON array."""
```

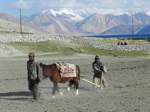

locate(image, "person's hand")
[[103, 72, 106, 75]]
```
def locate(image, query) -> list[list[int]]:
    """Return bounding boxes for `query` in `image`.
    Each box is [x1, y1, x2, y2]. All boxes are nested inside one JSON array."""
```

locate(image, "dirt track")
[[0, 54, 150, 112]]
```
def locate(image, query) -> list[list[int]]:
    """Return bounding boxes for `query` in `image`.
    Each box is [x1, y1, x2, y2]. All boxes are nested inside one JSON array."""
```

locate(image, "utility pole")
[[132, 18, 134, 40], [20, 9, 22, 34]]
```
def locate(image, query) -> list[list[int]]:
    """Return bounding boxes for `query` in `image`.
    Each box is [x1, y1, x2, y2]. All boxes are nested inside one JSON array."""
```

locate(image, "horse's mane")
[[41, 64, 52, 79], [42, 63, 58, 79], [42, 63, 55, 68]]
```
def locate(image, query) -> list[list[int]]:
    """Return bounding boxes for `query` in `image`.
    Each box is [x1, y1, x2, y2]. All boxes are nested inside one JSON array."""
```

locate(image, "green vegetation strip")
[[7, 41, 149, 57], [82, 38, 150, 45]]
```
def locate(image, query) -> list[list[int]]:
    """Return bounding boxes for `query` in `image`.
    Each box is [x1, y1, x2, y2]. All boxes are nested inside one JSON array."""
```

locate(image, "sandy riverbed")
[[0, 54, 150, 112]]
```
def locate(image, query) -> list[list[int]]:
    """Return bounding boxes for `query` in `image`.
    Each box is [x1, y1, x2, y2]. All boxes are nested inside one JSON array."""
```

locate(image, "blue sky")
[[1, 0, 150, 17]]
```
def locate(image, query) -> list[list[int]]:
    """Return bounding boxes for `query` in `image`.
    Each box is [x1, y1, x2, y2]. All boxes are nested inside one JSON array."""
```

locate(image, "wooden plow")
[[80, 75, 100, 88]]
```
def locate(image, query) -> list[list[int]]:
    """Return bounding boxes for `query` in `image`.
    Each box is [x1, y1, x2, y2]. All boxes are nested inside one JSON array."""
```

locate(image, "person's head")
[[28, 52, 35, 61], [95, 55, 100, 62]]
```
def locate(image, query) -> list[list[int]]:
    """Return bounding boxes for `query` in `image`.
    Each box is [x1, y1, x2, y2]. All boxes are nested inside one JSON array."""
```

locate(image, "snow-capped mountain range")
[[41, 8, 85, 21], [1, 8, 150, 36]]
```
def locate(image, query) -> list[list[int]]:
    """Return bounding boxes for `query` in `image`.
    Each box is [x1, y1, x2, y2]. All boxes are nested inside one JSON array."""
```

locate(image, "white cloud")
[[11, 0, 35, 9], [81, 7, 130, 15], [81, 0, 150, 15], [28, 0, 150, 11], [81, 0, 128, 8], [10, 0, 150, 15], [38, 0, 84, 8], [132, 0, 150, 7]]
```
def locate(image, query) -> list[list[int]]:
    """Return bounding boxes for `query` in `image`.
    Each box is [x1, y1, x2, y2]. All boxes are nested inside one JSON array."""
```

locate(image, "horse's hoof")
[[67, 86, 70, 92], [60, 92, 64, 95], [75, 93, 79, 95], [75, 89, 79, 95], [52, 96, 55, 99]]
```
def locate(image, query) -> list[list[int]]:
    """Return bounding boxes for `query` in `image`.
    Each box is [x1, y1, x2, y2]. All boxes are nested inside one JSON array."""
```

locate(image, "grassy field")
[[7, 41, 76, 57], [82, 38, 150, 45], [6, 40, 150, 58]]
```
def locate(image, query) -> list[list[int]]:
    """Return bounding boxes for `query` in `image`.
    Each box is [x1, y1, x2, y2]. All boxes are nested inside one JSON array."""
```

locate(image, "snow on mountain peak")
[[41, 8, 84, 21]]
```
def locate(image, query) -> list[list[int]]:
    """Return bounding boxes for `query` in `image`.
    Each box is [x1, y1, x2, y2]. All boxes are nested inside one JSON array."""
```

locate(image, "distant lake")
[[85, 34, 150, 39]]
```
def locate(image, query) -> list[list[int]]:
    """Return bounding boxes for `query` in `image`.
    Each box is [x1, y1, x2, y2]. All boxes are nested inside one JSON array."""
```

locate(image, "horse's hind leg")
[[75, 82, 79, 95], [67, 80, 74, 93], [72, 79, 79, 95]]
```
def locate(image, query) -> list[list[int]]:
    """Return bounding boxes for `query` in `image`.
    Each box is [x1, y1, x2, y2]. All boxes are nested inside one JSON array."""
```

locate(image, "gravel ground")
[[0, 54, 150, 112]]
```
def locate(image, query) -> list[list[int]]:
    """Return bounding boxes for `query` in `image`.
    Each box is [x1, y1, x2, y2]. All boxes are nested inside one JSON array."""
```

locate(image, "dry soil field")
[[0, 54, 150, 112]]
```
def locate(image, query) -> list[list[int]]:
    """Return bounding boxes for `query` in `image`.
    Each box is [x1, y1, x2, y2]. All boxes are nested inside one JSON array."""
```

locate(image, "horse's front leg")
[[52, 83, 56, 98], [52, 83, 63, 98]]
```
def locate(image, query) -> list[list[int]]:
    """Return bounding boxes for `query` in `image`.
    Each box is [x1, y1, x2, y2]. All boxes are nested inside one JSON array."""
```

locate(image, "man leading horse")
[[27, 52, 42, 101]]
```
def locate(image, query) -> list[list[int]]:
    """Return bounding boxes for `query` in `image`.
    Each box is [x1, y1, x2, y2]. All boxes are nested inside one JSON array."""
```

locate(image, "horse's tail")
[[76, 65, 80, 81]]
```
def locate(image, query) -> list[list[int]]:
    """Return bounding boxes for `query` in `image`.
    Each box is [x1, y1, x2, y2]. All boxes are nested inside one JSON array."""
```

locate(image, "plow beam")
[[80, 78, 100, 88]]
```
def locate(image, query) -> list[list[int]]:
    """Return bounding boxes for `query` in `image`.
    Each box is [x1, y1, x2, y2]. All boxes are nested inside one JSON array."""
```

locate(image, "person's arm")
[[93, 63, 101, 73], [32, 62, 37, 79], [100, 62, 107, 74], [27, 61, 30, 81]]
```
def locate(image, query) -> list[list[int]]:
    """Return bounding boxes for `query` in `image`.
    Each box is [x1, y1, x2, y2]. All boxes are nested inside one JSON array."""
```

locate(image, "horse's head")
[[39, 62, 46, 79], [39, 62, 43, 68]]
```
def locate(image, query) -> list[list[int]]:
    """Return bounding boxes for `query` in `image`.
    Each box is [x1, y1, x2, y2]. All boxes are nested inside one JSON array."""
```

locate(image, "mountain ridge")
[[1, 8, 150, 36]]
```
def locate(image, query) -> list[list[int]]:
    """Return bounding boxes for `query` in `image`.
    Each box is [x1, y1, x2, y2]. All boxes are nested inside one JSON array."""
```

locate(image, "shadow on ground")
[[0, 91, 32, 101]]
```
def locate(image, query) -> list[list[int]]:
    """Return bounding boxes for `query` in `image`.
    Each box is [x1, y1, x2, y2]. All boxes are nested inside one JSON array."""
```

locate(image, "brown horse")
[[39, 63, 80, 98]]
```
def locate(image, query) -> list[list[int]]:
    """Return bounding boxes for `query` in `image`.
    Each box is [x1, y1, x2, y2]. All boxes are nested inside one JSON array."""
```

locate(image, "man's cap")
[[28, 52, 35, 57], [95, 55, 100, 59]]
